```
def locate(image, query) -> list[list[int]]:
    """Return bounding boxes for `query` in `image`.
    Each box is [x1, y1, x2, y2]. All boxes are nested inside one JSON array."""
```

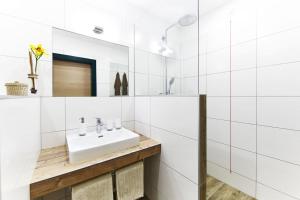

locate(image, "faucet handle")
[[96, 117, 104, 125]]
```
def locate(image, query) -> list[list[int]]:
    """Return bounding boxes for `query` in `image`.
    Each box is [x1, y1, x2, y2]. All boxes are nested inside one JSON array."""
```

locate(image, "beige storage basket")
[[5, 81, 28, 96]]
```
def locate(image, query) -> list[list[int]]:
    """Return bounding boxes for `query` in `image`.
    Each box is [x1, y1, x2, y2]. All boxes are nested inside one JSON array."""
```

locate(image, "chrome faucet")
[[96, 118, 104, 136]]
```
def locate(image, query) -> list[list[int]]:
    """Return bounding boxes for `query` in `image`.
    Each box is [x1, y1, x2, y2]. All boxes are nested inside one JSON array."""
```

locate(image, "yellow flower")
[[30, 43, 48, 60]]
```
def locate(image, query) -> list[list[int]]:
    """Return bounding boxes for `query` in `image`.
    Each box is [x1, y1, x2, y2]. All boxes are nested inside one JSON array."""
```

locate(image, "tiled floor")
[[206, 176, 256, 200]]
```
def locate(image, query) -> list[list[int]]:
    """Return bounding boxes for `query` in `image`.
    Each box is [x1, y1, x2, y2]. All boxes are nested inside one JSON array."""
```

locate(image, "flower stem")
[[35, 58, 38, 74]]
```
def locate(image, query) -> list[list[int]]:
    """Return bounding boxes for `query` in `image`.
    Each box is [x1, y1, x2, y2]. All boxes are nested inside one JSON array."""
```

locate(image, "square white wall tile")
[[207, 97, 230, 120], [231, 40, 256, 71], [181, 77, 198, 96], [156, 163, 198, 200], [121, 97, 134, 121], [134, 121, 150, 137], [257, 0, 300, 37], [231, 68, 256, 96], [207, 118, 230, 145], [258, 126, 300, 166], [150, 97, 199, 140], [257, 155, 300, 199], [207, 140, 230, 169], [151, 127, 198, 184], [257, 183, 298, 200], [230, 1, 257, 45], [231, 97, 256, 124], [257, 27, 300, 67], [207, 162, 256, 197], [207, 20, 231, 52], [41, 97, 65, 133], [258, 63, 300, 96], [134, 97, 150, 125], [41, 131, 66, 149], [206, 48, 230, 74], [231, 147, 256, 180], [66, 97, 121, 129], [258, 97, 300, 130], [122, 121, 134, 131], [207, 72, 230, 96], [231, 122, 256, 152]]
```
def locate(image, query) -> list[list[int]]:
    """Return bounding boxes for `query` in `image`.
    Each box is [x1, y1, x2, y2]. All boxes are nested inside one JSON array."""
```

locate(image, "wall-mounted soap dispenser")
[[79, 117, 87, 136]]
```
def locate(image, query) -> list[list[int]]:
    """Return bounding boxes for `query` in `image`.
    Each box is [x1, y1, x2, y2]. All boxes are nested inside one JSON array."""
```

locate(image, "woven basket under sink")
[[5, 81, 28, 96]]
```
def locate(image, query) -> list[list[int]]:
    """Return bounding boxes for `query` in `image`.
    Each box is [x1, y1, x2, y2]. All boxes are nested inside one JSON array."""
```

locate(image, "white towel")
[[116, 161, 144, 200], [72, 173, 114, 200]]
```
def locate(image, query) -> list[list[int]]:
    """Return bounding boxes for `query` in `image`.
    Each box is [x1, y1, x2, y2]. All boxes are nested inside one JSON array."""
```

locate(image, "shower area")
[[134, 12, 199, 96]]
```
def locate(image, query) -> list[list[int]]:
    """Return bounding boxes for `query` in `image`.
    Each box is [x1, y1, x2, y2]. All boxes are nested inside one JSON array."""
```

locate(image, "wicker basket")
[[5, 81, 28, 96]]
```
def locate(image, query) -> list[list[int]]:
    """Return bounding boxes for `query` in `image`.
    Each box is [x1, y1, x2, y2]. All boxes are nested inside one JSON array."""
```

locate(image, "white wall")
[[200, 0, 300, 199], [0, 97, 40, 200], [135, 96, 199, 200], [40, 96, 134, 149]]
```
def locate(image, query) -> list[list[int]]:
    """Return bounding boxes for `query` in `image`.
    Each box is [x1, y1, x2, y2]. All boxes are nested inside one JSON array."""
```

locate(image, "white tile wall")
[[257, 155, 300, 199], [156, 163, 198, 200], [207, 140, 230, 169], [258, 63, 300, 96], [231, 122, 256, 152], [231, 97, 256, 124], [207, 118, 230, 145], [0, 98, 40, 200], [207, 97, 230, 120], [257, 27, 300, 67], [257, 97, 300, 130], [231, 40, 257, 70], [136, 96, 200, 199], [206, 48, 230, 74], [66, 97, 122, 129], [231, 69, 256, 96], [150, 97, 199, 140], [41, 97, 65, 133], [257, 126, 300, 165], [207, 72, 230, 96], [41, 131, 66, 149], [231, 147, 256, 180], [151, 127, 198, 184], [201, 0, 300, 198]]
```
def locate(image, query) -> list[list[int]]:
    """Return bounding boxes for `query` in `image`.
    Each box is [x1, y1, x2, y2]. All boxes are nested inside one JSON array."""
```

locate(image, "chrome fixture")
[[96, 117, 104, 136], [167, 77, 175, 95], [93, 26, 104, 34]]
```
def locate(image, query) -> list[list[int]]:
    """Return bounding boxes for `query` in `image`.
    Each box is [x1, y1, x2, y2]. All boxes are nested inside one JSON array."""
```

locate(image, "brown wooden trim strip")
[[199, 95, 207, 200], [30, 144, 161, 199]]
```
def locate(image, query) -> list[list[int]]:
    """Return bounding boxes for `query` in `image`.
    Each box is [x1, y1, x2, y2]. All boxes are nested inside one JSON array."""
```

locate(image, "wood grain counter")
[[30, 135, 161, 199]]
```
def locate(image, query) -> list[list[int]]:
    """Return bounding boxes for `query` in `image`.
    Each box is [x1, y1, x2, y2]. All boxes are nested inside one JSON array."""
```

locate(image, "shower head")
[[178, 15, 197, 26]]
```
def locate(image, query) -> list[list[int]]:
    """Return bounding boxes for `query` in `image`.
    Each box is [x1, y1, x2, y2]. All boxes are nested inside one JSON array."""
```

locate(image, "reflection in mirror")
[[52, 28, 129, 97]]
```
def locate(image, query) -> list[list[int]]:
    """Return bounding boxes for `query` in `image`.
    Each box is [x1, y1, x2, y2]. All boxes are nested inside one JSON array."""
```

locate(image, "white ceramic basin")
[[67, 128, 140, 164]]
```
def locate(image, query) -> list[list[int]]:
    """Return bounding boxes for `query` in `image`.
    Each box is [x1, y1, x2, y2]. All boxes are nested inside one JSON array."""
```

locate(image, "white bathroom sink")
[[67, 128, 140, 164]]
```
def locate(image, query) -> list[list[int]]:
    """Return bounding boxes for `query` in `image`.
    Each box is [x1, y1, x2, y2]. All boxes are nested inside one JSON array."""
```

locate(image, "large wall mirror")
[[52, 28, 129, 97]]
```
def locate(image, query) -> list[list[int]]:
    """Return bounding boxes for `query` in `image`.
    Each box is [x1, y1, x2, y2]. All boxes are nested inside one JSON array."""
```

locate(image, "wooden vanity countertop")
[[30, 135, 161, 199]]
